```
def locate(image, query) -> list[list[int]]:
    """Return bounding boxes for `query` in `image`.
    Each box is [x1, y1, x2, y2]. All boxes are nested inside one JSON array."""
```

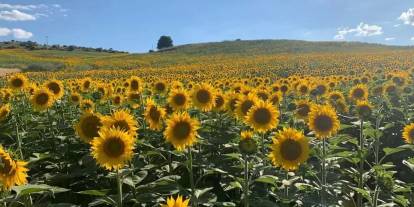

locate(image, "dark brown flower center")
[[280, 139, 302, 161], [253, 108, 271, 125], [103, 137, 125, 158], [196, 89, 211, 104], [314, 115, 333, 132], [173, 94, 186, 106], [36, 93, 50, 105], [173, 121, 191, 140], [81, 115, 102, 139]]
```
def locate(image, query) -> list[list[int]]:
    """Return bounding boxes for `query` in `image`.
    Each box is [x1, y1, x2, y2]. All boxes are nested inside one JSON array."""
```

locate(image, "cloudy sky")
[[0, 0, 414, 52]]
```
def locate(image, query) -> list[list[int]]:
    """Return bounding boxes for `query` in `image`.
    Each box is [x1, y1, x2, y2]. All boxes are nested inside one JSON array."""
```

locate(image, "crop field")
[[0, 42, 413, 207]]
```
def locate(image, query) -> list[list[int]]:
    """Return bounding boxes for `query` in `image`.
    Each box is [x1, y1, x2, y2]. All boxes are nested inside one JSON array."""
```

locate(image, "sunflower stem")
[[284, 171, 289, 199], [116, 169, 123, 207], [321, 137, 327, 207], [14, 115, 24, 159], [357, 120, 364, 207], [243, 155, 249, 207], [188, 148, 197, 207]]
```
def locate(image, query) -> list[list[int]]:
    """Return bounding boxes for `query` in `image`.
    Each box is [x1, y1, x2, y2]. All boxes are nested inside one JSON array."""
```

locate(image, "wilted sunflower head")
[[164, 112, 199, 151], [308, 105, 340, 139], [8, 74, 28, 90], [91, 127, 135, 170], [269, 128, 309, 171], [245, 101, 279, 133], [75, 112, 103, 143], [30, 88, 55, 112]]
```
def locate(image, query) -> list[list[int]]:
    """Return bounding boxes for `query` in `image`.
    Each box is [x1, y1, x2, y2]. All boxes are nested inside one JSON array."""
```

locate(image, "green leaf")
[[350, 187, 372, 204], [383, 147, 406, 156], [12, 184, 70, 196], [76, 189, 110, 196], [254, 175, 279, 186]]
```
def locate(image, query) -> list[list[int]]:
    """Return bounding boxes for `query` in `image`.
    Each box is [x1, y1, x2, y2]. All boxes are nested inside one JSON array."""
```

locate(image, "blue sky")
[[0, 0, 413, 52]]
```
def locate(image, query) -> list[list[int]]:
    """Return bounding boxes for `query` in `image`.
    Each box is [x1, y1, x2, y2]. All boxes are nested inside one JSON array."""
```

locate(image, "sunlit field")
[[0, 46, 413, 207]]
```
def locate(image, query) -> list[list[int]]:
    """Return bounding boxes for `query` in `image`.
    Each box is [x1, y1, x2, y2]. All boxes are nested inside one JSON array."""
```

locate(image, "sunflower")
[[191, 83, 216, 112], [112, 95, 123, 106], [75, 112, 103, 143], [168, 89, 190, 111], [153, 81, 168, 94], [349, 84, 368, 101], [69, 92, 82, 105], [161, 195, 190, 207], [270, 92, 283, 106], [225, 92, 240, 114], [30, 88, 55, 111], [328, 91, 345, 103], [8, 74, 28, 90], [0, 147, 28, 190], [213, 93, 226, 111], [245, 101, 279, 133], [164, 112, 199, 151], [44, 80, 64, 100], [129, 76, 143, 92], [235, 94, 259, 120], [81, 78, 93, 92], [403, 123, 414, 144], [0, 104, 10, 121], [102, 109, 138, 137], [295, 100, 313, 120], [356, 100, 372, 120], [91, 127, 135, 170], [308, 105, 340, 139], [268, 128, 309, 171], [0, 89, 12, 103], [144, 98, 166, 131], [80, 99, 95, 112], [127, 91, 141, 109]]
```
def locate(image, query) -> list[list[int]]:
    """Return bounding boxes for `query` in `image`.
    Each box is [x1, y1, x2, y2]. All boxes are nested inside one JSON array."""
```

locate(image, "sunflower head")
[[30, 88, 55, 112], [8, 74, 28, 90], [356, 100, 373, 120], [268, 128, 309, 171], [164, 112, 199, 151], [191, 83, 216, 112], [245, 101, 279, 133], [161, 195, 190, 207], [213, 93, 226, 111], [91, 127, 135, 170], [308, 105, 340, 139], [144, 98, 166, 131], [102, 109, 138, 137], [403, 123, 414, 144], [81, 78, 93, 92], [239, 130, 257, 154], [75, 112, 103, 143], [0, 147, 28, 190], [129, 76, 143, 92], [112, 95, 123, 106], [44, 80, 64, 99], [153, 81, 168, 94], [69, 92, 82, 105], [349, 84, 368, 101], [80, 99, 95, 112], [168, 89, 190, 111], [295, 100, 313, 120], [0, 104, 11, 121], [235, 94, 258, 119]]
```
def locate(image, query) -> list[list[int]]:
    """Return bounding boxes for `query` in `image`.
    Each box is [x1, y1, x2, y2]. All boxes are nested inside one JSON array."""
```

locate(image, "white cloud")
[[0, 10, 36, 21], [399, 8, 414, 26], [0, 3, 38, 10], [334, 22, 383, 40], [0, 27, 32, 39], [411, 37, 414, 41], [0, 27, 11, 36], [385, 37, 395, 41], [394, 24, 401, 27]]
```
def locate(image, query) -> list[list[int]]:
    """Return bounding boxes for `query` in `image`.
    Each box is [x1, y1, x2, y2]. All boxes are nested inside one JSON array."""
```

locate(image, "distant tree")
[[67, 45, 75, 51], [157, 36, 173, 50]]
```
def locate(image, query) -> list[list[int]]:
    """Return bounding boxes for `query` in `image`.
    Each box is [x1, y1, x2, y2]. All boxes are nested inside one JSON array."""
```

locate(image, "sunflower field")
[[1, 49, 414, 207]]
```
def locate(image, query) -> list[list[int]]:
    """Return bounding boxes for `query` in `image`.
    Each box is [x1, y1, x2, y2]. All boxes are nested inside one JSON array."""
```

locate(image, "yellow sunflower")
[[191, 83, 216, 112], [269, 92, 283, 106], [0, 147, 28, 190], [268, 128, 309, 171], [129, 76, 143, 92], [80, 99, 95, 112], [8, 74, 28, 90], [112, 95, 124, 106], [81, 78, 93, 92], [295, 100, 314, 120], [161, 195, 190, 207], [164, 112, 200, 151], [144, 98, 166, 131], [0, 104, 11, 121], [213, 93, 226, 111], [308, 105, 340, 139], [102, 109, 138, 137], [69, 92, 82, 105], [356, 100, 372, 120], [245, 101, 279, 133], [402, 123, 414, 144], [153, 80, 168, 94], [75, 112, 103, 143], [127, 91, 141, 109], [44, 80, 64, 100], [235, 94, 259, 120], [349, 84, 368, 101], [30, 88, 55, 111], [91, 127, 135, 170], [168, 89, 190, 111]]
